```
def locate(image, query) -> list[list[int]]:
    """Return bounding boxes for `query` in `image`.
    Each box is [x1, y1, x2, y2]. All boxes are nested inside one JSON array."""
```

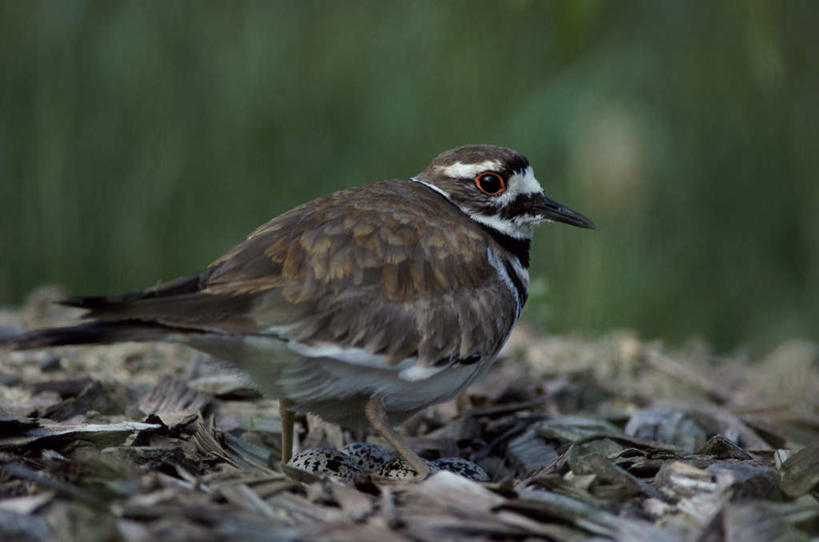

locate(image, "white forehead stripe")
[[437, 160, 502, 179], [514, 166, 542, 195]]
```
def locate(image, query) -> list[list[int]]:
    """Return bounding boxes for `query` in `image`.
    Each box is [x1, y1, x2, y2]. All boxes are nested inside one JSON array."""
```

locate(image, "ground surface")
[[1, 287, 818, 541]]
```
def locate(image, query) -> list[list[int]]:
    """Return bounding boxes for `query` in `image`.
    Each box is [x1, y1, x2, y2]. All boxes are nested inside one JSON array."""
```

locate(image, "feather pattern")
[[65, 180, 520, 370]]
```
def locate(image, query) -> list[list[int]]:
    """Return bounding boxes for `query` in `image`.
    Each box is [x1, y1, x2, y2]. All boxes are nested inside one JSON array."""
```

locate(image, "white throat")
[[466, 213, 535, 239]]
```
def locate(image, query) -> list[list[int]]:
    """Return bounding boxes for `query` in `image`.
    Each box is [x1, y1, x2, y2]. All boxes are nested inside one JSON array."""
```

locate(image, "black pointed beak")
[[534, 193, 596, 229]]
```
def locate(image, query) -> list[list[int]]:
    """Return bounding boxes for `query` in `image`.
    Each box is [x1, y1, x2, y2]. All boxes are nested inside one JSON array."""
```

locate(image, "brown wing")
[[72, 180, 518, 366]]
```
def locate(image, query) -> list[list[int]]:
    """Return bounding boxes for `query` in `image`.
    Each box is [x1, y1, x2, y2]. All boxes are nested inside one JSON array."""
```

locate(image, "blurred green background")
[[1, 1, 817, 354]]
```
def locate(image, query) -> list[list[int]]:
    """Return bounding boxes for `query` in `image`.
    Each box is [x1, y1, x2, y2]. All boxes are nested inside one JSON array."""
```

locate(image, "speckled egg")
[[341, 442, 394, 473], [434, 457, 490, 481], [287, 448, 363, 482], [377, 457, 441, 481]]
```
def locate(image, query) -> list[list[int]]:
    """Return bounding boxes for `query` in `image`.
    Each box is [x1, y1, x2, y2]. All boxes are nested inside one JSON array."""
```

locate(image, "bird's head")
[[415, 144, 595, 239]]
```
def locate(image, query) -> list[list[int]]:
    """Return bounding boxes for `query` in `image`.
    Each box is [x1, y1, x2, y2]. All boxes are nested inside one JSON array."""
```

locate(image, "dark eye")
[[474, 172, 506, 196]]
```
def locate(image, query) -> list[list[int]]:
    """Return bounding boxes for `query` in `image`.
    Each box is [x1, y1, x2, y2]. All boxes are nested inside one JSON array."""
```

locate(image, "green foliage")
[[1, 1, 817, 353]]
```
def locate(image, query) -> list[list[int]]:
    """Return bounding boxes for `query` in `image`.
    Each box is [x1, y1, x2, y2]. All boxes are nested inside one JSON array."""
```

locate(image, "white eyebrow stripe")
[[437, 160, 502, 179]]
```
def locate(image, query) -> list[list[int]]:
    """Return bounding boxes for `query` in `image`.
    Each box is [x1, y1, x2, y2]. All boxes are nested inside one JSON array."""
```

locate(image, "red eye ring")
[[474, 172, 506, 196]]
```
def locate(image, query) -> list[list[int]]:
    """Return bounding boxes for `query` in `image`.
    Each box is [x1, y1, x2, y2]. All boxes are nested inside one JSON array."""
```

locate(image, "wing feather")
[[68, 179, 519, 366]]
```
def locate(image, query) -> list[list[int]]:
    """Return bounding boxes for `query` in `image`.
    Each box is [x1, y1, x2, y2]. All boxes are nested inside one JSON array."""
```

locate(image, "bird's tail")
[[0, 320, 189, 351]]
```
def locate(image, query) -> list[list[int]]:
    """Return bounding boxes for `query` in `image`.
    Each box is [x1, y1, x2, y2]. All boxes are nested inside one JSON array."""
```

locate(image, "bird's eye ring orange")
[[474, 172, 506, 196]]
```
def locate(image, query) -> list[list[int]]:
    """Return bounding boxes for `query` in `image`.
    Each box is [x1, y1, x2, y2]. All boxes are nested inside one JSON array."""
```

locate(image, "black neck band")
[[477, 223, 531, 268]]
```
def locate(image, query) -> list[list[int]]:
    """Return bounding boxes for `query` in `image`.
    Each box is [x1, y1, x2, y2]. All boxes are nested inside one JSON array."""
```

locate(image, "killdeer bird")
[[3, 145, 594, 477]]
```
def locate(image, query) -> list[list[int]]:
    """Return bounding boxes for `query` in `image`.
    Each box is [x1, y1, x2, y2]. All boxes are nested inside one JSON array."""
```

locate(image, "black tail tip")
[[0, 322, 118, 350], [58, 296, 110, 310], [0, 320, 184, 351], [0, 328, 74, 350]]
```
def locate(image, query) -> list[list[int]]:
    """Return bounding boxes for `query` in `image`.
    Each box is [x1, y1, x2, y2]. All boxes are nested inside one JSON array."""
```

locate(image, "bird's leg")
[[279, 398, 295, 465], [365, 396, 430, 479]]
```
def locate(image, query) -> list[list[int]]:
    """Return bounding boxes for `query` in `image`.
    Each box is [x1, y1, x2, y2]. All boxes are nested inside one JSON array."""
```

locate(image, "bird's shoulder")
[[202, 179, 496, 300]]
